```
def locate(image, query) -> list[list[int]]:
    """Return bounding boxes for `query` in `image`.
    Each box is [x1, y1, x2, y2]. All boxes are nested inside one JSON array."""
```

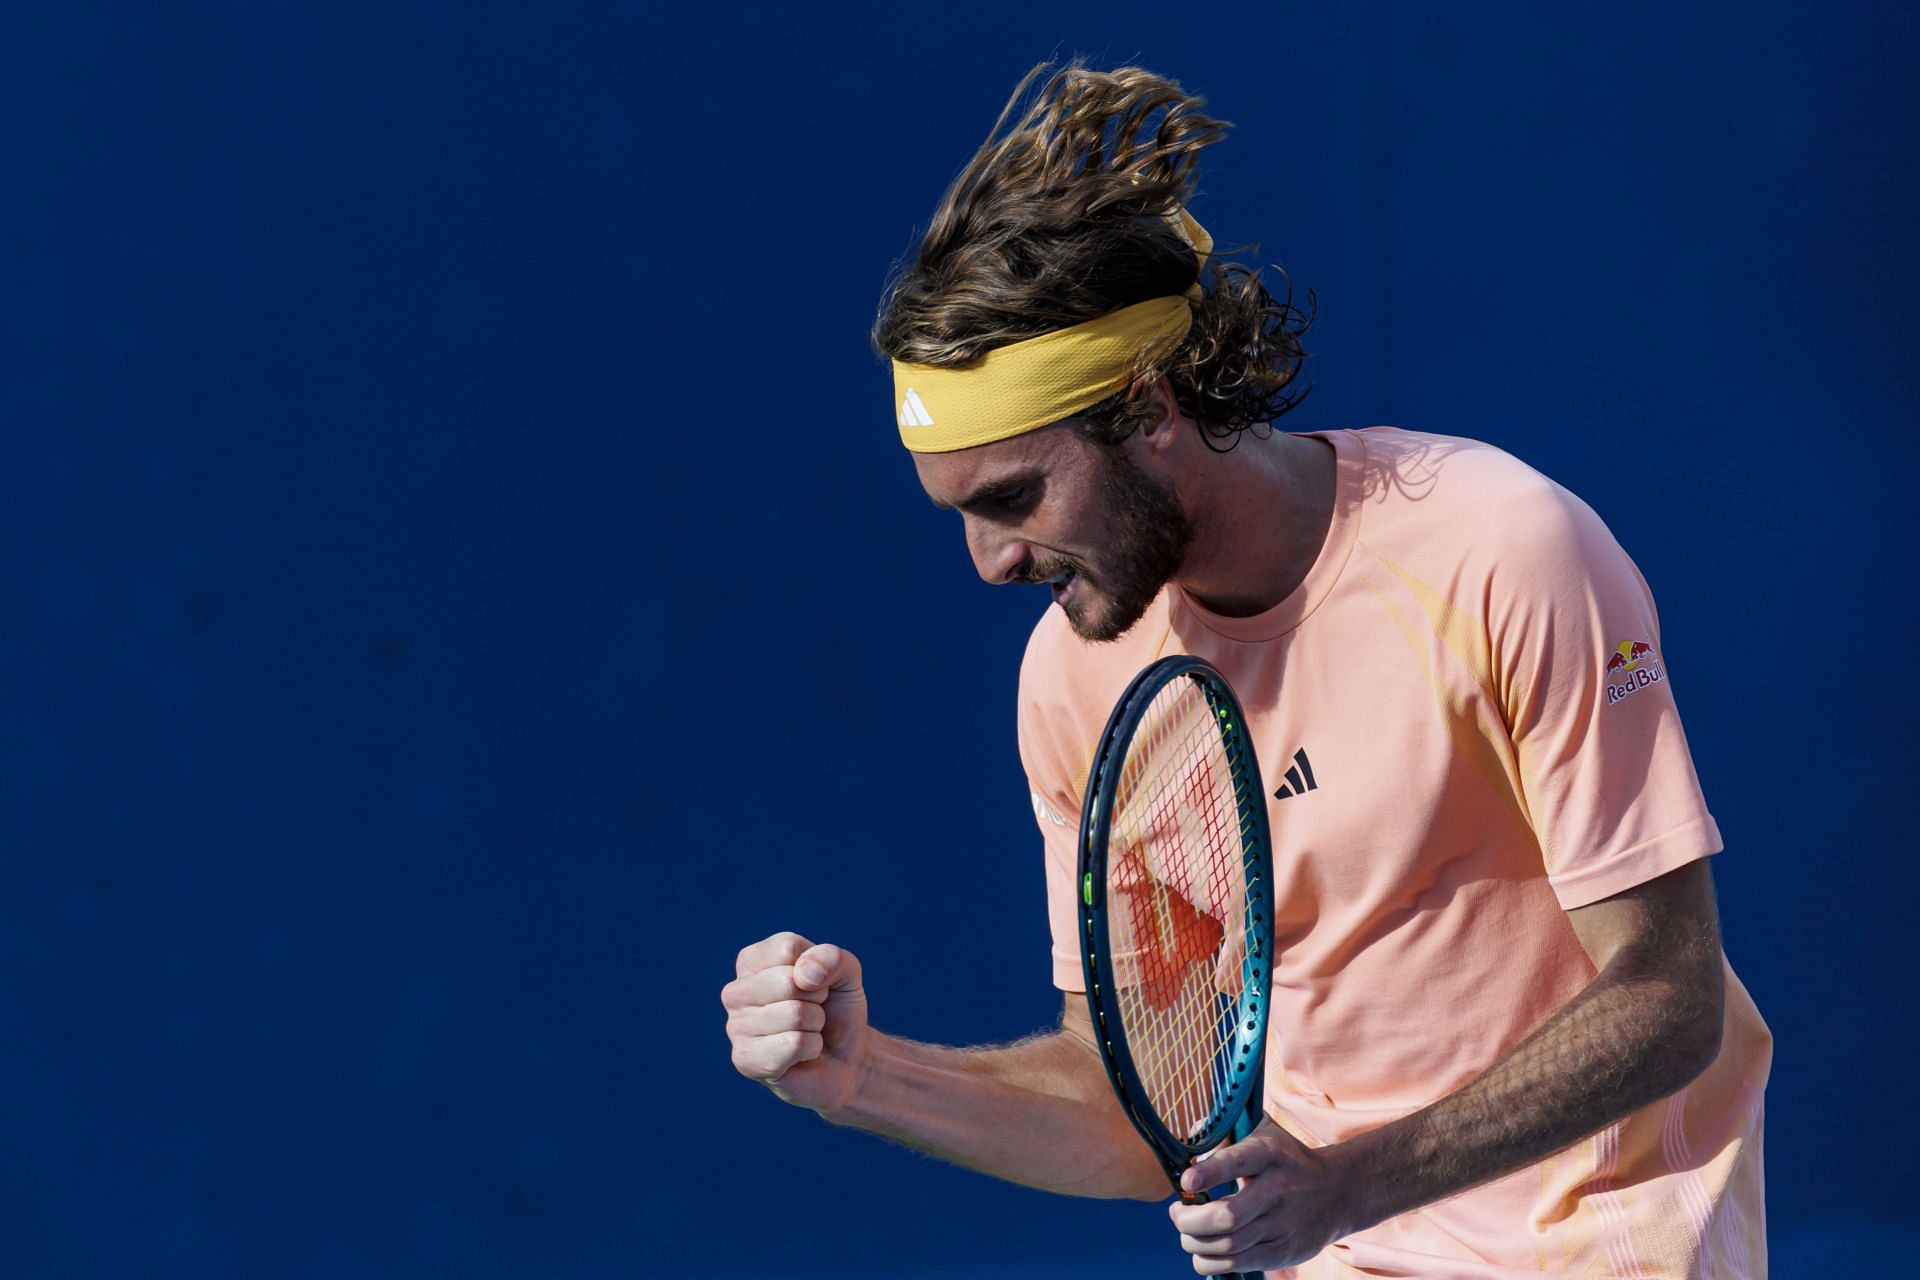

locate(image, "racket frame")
[[1076, 655, 1275, 1197]]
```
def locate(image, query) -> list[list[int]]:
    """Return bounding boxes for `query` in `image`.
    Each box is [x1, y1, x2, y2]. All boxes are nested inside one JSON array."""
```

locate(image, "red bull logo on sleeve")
[[1605, 639, 1665, 706]]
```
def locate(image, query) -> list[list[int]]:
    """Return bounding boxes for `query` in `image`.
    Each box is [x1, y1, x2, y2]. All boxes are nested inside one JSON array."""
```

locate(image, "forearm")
[[823, 1026, 1169, 1200], [1328, 950, 1724, 1234]]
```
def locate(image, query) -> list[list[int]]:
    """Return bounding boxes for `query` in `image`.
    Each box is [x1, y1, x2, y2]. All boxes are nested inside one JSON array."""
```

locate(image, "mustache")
[[1016, 555, 1090, 586]]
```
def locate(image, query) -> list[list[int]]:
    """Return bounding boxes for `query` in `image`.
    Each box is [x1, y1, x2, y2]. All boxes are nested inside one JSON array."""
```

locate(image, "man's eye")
[[994, 485, 1037, 513]]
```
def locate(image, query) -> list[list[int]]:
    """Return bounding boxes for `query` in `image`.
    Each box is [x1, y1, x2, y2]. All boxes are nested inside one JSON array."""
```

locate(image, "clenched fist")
[[722, 932, 869, 1113]]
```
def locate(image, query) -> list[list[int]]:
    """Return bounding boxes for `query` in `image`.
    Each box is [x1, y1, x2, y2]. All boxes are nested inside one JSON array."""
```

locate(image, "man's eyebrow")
[[930, 471, 1043, 512]]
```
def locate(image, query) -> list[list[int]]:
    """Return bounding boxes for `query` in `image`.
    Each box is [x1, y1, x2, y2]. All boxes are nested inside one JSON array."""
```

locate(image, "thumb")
[[1180, 1119, 1275, 1193], [793, 943, 863, 995]]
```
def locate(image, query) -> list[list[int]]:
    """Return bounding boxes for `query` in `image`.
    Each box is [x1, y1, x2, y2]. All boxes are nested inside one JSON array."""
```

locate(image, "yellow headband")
[[892, 207, 1213, 454]]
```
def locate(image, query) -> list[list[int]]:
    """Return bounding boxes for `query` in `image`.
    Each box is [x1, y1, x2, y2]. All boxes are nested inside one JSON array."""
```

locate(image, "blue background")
[[2, 3, 1914, 1276]]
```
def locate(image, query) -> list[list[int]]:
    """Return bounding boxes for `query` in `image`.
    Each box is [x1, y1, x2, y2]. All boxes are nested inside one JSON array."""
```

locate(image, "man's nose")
[[962, 515, 1030, 585]]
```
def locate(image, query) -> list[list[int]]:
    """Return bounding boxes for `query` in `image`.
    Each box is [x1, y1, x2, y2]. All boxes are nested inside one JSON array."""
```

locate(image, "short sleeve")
[[1016, 627, 1094, 992], [1492, 480, 1722, 909]]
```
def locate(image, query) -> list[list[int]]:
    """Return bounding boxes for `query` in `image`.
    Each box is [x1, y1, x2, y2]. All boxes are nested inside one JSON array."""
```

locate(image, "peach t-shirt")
[[1018, 428, 1771, 1278]]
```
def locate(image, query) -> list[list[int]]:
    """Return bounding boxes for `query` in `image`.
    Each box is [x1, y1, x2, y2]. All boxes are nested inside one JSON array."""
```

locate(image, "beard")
[[1029, 448, 1197, 643]]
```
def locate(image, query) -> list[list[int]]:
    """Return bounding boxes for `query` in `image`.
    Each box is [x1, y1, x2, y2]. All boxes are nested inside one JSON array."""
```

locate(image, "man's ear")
[[1132, 371, 1185, 458]]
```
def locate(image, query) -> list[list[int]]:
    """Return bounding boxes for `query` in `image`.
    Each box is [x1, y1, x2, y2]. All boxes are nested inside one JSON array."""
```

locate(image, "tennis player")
[[723, 64, 1769, 1277]]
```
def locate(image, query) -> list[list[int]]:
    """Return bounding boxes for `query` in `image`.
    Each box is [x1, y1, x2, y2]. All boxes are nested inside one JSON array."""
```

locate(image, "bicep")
[[1564, 857, 1729, 1084], [1565, 857, 1724, 988]]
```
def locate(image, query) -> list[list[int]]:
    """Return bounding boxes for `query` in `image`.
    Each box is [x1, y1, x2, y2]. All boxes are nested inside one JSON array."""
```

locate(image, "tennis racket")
[[1077, 655, 1274, 1280]]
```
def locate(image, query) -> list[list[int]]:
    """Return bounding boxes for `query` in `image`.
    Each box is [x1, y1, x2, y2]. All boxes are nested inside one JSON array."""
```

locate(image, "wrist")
[[815, 1028, 887, 1127], [1317, 1120, 1408, 1238]]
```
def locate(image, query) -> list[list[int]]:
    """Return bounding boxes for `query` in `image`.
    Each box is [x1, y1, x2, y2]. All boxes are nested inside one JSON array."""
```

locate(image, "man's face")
[[914, 426, 1196, 642]]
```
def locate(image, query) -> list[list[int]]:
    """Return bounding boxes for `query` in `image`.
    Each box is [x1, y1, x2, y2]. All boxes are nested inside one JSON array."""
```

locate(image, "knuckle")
[[738, 932, 810, 977]]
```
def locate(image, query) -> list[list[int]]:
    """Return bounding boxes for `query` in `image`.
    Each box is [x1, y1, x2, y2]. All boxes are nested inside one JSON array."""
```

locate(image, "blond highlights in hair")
[[872, 62, 1313, 448]]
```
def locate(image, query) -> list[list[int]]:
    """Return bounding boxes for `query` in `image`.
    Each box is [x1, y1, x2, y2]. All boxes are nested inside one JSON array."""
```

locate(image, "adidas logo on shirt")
[[898, 388, 935, 428], [1273, 748, 1318, 799]]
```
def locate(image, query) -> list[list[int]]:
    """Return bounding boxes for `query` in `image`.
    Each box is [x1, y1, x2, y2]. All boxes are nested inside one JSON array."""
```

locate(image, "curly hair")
[[871, 62, 1313, 449]]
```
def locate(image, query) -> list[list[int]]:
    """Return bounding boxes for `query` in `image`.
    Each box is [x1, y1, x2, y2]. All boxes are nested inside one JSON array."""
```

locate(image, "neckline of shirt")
[[1169, 428, 1366, 643]]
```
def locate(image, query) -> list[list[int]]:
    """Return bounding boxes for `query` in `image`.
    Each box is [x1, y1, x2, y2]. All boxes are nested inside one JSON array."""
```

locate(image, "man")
[[723, 64, 1769, 1276]]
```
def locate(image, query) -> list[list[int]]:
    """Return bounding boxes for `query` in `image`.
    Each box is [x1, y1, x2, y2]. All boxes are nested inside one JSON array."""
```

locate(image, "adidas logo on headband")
[[898, 388, 935, 428]]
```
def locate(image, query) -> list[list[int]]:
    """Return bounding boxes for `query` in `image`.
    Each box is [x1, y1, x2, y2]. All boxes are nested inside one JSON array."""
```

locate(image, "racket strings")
[[1106, 678, 1252, 1141]]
